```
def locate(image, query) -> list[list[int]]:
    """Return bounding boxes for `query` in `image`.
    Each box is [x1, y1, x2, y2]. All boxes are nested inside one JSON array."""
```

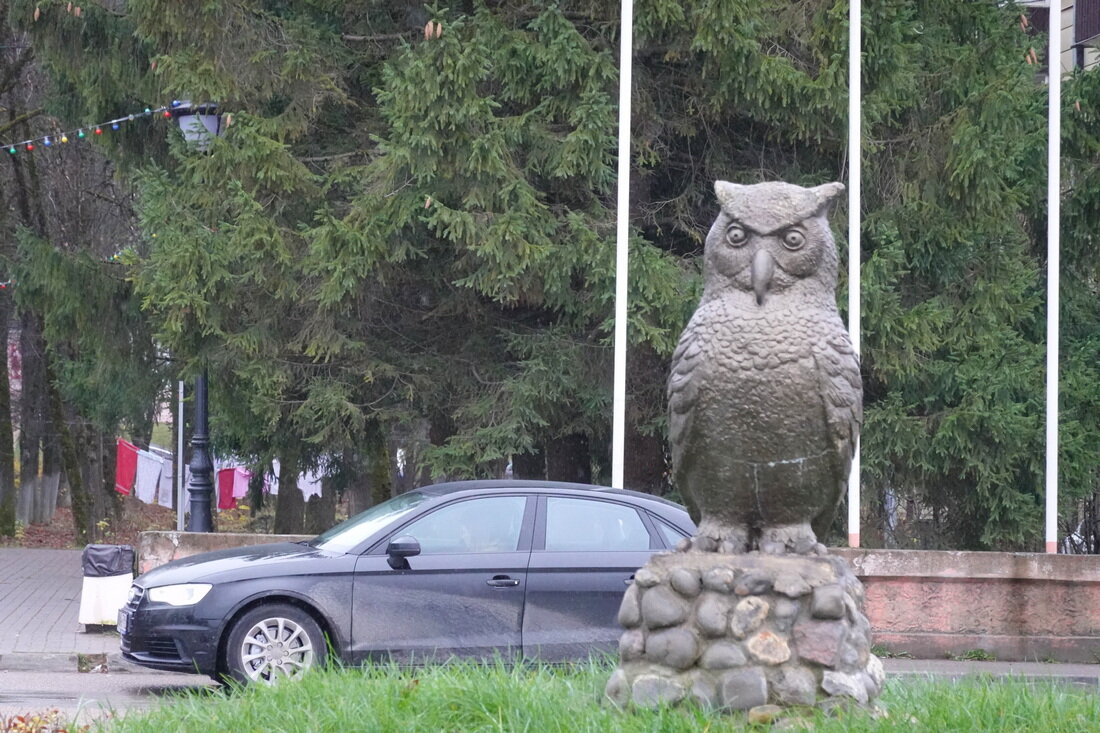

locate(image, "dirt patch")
[[0, 498, 177, 550]]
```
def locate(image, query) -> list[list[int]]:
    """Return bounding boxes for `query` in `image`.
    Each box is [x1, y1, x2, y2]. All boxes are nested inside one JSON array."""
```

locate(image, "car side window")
[[399, 496, 526, 554], [543, 497, 652, 551], [653, 517, 689, 548]]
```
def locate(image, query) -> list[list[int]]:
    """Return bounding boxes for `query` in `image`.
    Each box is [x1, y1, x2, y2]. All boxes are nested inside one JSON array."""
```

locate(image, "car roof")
[[414, 479, 685, 511]]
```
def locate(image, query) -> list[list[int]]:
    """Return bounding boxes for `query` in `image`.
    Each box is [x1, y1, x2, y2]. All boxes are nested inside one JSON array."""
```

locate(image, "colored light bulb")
[[43, 137, 52, 147], [77, 130, 85, 138], [25, 143, 33, 151], [61, 135, 69, 143], [111, 123, 120, 130], [94, 127, 103, 135]]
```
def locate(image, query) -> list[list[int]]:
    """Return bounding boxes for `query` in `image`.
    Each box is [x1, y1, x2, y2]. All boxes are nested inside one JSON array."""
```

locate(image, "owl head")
[[702, 180, 845, 306]]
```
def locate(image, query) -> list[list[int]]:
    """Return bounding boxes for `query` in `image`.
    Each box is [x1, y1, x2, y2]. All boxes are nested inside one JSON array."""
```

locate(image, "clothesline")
[[113, 438, 325, 509]]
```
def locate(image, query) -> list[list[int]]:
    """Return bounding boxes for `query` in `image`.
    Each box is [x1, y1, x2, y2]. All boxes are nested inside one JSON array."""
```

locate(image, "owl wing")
[[810, 329, 863, 539], [667, 324, 704, 522]]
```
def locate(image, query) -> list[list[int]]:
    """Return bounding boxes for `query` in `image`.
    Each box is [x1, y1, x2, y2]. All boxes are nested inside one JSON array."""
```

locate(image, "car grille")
[[142, 637, 182, 660]]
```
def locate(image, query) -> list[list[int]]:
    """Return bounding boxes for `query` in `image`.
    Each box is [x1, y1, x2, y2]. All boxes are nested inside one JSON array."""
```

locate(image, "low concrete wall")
[[137, 532, 1100, 663], [835, 548, 1100, 663], [137, 531, 310, 574]]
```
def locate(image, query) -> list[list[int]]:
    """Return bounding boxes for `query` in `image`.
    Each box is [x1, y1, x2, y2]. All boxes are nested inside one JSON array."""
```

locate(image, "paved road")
[[0, 669, 214, 722], [2, 547, 1099, 723]]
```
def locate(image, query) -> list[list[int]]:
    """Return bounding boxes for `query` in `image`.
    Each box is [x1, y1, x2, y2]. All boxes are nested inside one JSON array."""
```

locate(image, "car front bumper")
[[118, 602, 222, 675]]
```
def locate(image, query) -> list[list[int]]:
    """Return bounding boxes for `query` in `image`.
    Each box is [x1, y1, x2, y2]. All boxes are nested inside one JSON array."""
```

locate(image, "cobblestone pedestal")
[[605, 551, 883, 711]]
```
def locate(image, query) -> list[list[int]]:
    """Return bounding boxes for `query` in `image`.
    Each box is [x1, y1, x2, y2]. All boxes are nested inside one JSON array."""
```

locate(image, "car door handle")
[[624, 575, 635, 586], [486, 575, 521, 588]]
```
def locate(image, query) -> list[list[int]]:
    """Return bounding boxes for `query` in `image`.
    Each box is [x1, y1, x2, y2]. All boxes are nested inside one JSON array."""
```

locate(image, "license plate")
[[117, 609, 129, 635]]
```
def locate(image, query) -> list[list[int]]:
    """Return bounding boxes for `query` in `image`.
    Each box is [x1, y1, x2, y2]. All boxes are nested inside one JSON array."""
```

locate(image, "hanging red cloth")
[[114, 439, 139, 495], [217, 468, 238, 510]]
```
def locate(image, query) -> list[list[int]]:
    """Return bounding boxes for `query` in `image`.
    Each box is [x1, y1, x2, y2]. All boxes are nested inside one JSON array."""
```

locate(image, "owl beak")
[[752, 249, 775, 306]]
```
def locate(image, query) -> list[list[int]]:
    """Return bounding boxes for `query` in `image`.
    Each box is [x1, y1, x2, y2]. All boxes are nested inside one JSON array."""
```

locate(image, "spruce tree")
[[7, 0, 1100, 551]]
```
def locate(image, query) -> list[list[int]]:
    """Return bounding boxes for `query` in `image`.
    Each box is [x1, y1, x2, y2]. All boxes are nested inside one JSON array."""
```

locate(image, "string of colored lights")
[[3, 103, 180, 154]]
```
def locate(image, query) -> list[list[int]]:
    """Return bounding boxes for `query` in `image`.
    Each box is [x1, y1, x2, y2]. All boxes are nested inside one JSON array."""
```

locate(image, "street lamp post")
[[170, 100, 225, 532], [187, 371, 215, 532]]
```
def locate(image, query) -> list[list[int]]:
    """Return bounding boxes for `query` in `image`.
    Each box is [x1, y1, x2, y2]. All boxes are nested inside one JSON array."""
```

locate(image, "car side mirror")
[[386, 535, 421, 569]]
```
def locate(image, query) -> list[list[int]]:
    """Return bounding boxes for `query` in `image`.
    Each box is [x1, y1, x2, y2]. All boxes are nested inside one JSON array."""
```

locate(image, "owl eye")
[[782, 230, 805, 250], [725, 225, 748, 247]]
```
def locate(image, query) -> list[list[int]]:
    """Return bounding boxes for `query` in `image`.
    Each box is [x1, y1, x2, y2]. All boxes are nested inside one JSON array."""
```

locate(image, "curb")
[[881, 658, 1100, 686], [0, 652, 151, 674], [3, 652, 1100, 683]]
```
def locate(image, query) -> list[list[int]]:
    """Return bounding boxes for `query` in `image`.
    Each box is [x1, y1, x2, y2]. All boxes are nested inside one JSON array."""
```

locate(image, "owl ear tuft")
[[812, 182, 845, 209], [714, 180, 742, 209]]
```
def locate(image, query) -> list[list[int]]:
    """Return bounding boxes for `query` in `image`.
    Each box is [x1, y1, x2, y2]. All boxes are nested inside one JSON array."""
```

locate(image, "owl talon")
[[681, 520, 749, 553], [759, 523, 819, 555]]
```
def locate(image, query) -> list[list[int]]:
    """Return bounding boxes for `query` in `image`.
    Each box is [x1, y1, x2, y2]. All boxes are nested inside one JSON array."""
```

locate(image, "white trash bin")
[[78, 544, 135, 627]]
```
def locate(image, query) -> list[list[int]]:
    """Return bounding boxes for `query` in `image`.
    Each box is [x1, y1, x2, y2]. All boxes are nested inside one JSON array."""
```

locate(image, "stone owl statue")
[[668, 180, 861, 554]]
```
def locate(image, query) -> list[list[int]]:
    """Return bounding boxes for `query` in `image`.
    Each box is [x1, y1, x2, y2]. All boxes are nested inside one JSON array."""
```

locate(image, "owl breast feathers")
[[668, 180, 862, 555]]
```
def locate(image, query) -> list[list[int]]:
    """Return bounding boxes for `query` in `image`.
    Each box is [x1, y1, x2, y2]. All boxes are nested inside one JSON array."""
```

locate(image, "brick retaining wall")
[[834, 548, 1100, 663]]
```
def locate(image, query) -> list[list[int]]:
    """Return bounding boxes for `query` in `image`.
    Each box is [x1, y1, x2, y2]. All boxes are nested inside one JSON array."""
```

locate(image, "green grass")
[[96, 660, 1100, 733], [149, 423, 172, 451]]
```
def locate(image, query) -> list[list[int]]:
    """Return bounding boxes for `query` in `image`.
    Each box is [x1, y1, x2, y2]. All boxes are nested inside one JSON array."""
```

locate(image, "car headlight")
[[146, 583, 213, 606]]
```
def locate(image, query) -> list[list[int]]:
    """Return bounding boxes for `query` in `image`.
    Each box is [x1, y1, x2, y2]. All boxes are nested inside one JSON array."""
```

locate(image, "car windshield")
[[310, 491, 432, 553]]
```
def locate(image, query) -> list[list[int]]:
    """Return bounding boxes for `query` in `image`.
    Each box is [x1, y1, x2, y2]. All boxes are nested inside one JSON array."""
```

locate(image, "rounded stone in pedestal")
[[746, 630, 790, 665], [863, 655, 885, 698], [635, 566, 661, 588], [647, 627, 700, 669], [670, 567, 702, 597], [770, 665, 817, 706], [792, 617, 846, 668], [773, 571, 811, 598], [702, 567, 736, 592], [811, 583, 846, 619], [619, 628, 645, 662], [772, 597, 800, 632], [632, 674, 687, 707], [642, 585, 689, 628], [822, 670, 869, 705], [718, 667, 768, 710], [690, 673, 719, 709], [605, 668, 629, 707], [696, 593, 731, 637], [618, 583, 642, 628], [730, 596, 769, 638], [700, 640, 747, 670]]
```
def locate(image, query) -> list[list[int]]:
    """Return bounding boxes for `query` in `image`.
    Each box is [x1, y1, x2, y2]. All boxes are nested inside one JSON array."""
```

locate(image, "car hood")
[[136, 542, 344, 587]]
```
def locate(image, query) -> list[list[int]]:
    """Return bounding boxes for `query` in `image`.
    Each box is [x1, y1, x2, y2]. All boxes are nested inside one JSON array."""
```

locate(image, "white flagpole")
[[1045, 3, 1061, 553], [847, 0, 862, 548], [611, 0, 634, 489], [177, 380, 185, 531]]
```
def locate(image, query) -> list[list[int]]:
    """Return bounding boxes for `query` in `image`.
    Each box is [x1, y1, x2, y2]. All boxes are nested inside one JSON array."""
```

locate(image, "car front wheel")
[[224, 603, 326, 684]]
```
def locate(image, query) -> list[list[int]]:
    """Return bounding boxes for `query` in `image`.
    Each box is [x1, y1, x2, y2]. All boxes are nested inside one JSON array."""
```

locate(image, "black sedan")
[[118, 480, 695, 683]]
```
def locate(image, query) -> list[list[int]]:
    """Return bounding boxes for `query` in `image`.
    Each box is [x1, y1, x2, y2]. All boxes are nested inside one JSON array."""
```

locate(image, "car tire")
[[223, 603, 327, 684]]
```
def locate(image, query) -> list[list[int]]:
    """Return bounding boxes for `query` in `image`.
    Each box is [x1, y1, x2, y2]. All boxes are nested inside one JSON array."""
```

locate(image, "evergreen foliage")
[[5, 0, 1100, 549]]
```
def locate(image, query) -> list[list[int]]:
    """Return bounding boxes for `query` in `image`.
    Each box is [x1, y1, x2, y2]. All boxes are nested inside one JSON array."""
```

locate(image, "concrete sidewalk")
[[0, 548, 124, 668], [2, 547, 1099, 682]]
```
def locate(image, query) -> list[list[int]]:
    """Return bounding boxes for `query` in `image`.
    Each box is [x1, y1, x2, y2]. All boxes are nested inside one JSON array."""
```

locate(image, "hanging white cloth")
[[157, 460, 175, 508], [268, 459, 280, 495], [134, 450, 163, 505], [298, 468, 322, 501]]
